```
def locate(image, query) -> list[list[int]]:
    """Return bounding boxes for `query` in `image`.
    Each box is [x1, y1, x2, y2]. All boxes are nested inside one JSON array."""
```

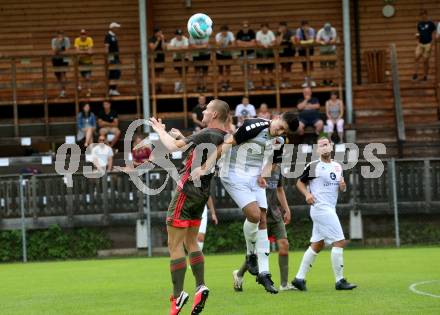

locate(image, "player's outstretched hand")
[[211, 213, 219, 225], [148, 117, 165, 133], [189, 166, 205, 182], [169, 128, 183, 140], [305, 192, 315, 205], [339, 177, 347, 192], [257, 176, 267, 188], [283, 210, 291, 225]]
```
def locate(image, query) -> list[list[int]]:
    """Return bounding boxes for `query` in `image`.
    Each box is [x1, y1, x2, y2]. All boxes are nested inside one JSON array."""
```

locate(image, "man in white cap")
[[316, 22, 338, 86], [105, 22, 121, 96]]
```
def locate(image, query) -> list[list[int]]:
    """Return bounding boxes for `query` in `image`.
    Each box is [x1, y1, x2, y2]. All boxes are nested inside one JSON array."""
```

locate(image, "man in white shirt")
[[215, 25, 235, 91], [316, 22, 338, 86], [91, 136, 114, 171], [168, 29, 189, 93], [235, 96, 256, 127], [256, 23, 276, 89], [291, 137, 357, 291]]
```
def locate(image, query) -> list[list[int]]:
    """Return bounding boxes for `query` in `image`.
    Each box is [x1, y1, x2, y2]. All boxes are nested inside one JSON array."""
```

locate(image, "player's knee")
[[334, 239, 346, 248], [278, 239, 289, 255]]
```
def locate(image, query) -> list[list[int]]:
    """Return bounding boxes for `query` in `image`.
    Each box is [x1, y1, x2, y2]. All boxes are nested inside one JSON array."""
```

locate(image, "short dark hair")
[[279, 21, 288, 26], [261, 23, 269, 28], [281, 111, 299, 133], [420, 9, 428, 16], [220, 25, 229, 31], [301, 20, 309, 26], [330, 91, 338, 97]]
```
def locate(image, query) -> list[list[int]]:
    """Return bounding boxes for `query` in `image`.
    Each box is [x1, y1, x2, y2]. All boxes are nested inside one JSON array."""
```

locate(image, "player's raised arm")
[[148, 117, 187, 151]]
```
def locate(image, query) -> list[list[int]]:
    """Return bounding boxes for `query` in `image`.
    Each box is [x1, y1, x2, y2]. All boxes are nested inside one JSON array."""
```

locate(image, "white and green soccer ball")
[[187, 13, 213, 40]]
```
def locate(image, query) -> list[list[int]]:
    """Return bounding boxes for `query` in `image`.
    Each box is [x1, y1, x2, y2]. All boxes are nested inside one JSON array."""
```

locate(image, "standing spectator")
[[76, 103, 96, 148], [105, 22, 121, 96], [192, 95, 207, 131], [215, 25, 235, 91], [51, 31, 70, 97], [297, 87, 323, 136], [74, 29, 94, 97], [325, 91, 344, 143], [276, 22, 295, 88], [168, 29, 189, 93], [235, 96, 256, 126], [189, 32, 210, 93], [258, 103, 272, 119], [256, 23, 276, 89], [294, 21, 316, 87], [132, 134, 151, 166], [413, 10, 436, 81], [236, 21, 256, 90], [98, 100, 121, 148], [148, 28, 166, 92], [91, 136, 114, 172], [316, 23, 338, 86]]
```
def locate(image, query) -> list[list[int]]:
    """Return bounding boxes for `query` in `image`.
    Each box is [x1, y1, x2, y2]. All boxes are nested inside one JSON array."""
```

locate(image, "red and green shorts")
[[166, 185, 209, 228]]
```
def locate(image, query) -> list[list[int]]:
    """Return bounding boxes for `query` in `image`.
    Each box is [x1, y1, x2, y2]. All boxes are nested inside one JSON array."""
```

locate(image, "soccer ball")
[[187, 13, 213, 39]]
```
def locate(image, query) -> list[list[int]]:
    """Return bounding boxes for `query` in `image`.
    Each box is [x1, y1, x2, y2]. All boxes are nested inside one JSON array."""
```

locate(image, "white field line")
[[409, 280, 440, 298]]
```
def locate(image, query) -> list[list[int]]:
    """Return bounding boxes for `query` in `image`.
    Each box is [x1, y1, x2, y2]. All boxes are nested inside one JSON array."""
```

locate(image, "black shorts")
[[154, 53, 165, 72], [194, 54, 210, 71], [299, 111, 322, 127], [279, 49, 295, 68], [52, 57, 68, 73]]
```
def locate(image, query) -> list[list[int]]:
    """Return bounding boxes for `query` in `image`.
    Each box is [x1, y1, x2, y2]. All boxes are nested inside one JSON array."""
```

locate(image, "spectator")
[[148, 28, 166, 92], [98, 100, 121, 147], [256, 23, 276, 89], [297, 87, 323, 136], [215, 25, 235, 91], [91, 135, 114, 172], [325, 92, 344, 143], [192, 95, 207, 131], [235, 96, 256, 127], [294, 21, 316, 87], [258, 103, 272, 119], [413, 10, 436, 81], [316, 22, 338, 86], [105, 22, 121, 96], [51, 31, 70, 98], [276, 22, 295, 88], [437, 21, 440, 39], [236, 20, 256, 90], [74, 29, 94, 97], [76, 103, 96, 148], [189, 30, 210, 93], [168, 29, 189, 93], [132, 134, 151, 167]]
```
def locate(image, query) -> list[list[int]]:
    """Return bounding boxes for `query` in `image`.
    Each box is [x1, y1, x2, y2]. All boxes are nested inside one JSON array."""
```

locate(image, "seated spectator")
[[192, 95, 207, 131], [256, 23, 276, 89], [105, 22, 121, 96], [98, 100, 121, 147], [236, 20, 256, 90], [215, 25, 235, 91], [168, 29, 189, 93], [74, 29, 94, 97], [76, 103, 96, 148], [316, 22, 338, 86], [325, 91, 344, 143], [190, 30, 210, 93], [276, 22, 295, 88], [294, 21, 316, 87], [297, 87, 323, 136], [91, 136, 113, 172], [413, 10, 436, 81], [148, 28, 166, 92], [258, 103, 272, 119], [132, 134, 151, 166], [51, 30, 70, 98], [235, 96, 256, 127]]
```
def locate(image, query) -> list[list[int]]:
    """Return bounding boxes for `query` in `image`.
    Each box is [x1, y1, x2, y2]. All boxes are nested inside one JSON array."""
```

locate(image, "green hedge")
[[0, 225, 111, 262]]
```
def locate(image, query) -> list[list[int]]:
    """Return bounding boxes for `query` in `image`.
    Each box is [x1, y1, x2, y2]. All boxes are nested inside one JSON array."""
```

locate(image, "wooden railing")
[[0, 44, 343, 130], [2, 158, 440, 230]]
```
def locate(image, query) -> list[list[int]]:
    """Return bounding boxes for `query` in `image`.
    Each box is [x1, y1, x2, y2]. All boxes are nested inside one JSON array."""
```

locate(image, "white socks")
[[331, 247, 344, 282], [256, 229, 270, 274], [243, 219, 259, 255], [296, 246, 318, 280], [198, 241, 204, 251]]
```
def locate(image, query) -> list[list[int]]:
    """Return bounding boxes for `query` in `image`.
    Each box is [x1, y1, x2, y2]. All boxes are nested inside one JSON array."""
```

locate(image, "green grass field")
[[1, 247, 439, 315]]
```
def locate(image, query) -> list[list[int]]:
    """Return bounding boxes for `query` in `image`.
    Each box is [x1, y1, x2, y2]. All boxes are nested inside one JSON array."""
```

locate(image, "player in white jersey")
[[291, 137, 357, 291], [220, 112, 299, 294]]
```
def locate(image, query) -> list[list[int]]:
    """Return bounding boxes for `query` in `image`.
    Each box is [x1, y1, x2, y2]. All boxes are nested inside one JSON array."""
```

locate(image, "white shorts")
[[310, 211, 345, 245], [198, 206, 208, 234], [221, 174, 267, 210]]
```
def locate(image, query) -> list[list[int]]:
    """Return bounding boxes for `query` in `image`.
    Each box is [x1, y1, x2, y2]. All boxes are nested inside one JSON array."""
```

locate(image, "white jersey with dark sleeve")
[[299, 159, 343, 215], [226, 118, 273, 177]]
